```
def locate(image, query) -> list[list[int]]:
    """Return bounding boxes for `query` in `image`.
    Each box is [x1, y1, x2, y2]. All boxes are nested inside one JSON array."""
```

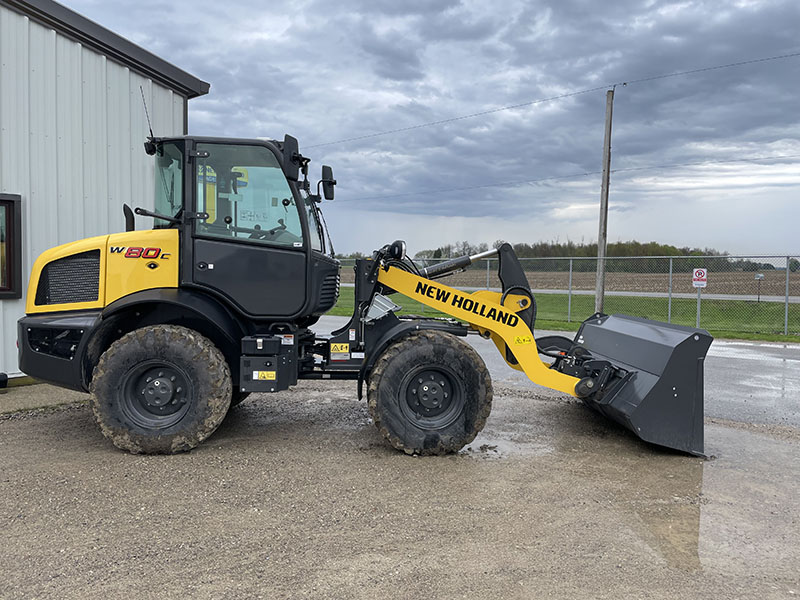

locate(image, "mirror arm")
[[133, 206, 182, 224]]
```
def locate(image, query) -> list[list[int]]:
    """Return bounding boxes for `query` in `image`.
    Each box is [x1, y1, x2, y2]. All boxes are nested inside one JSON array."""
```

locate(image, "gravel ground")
[[1, 380, 798, 599]]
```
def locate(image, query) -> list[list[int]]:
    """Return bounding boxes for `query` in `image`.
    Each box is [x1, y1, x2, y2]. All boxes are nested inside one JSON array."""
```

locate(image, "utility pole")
[[595, 88, 615, 313]]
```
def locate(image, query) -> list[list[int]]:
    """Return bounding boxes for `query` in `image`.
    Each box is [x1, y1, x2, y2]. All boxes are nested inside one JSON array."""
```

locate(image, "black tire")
[[367, 330, 493, 455], [89, 325, 232, 454], [230, 390, 251, 407]]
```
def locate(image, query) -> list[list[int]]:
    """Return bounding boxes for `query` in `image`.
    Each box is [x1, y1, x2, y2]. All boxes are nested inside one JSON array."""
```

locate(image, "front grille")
[[35, 250, 100, 305], [318, 272, 340, 311]]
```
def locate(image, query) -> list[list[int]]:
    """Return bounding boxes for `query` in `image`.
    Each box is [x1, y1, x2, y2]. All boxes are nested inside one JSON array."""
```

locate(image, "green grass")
[[330, 286, 800, 343]]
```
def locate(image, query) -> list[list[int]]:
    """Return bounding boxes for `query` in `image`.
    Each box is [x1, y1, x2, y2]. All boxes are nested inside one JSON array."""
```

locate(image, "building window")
[[0, 194, 22, 300]]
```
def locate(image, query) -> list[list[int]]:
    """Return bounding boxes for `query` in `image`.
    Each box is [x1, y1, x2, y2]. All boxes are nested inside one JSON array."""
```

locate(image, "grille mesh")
[[319, 272, 340, 311], [35, 250, 100, 305]]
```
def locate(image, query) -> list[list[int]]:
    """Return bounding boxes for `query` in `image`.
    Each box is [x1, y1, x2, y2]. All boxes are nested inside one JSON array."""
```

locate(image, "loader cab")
[[152, 137, 339, 320]]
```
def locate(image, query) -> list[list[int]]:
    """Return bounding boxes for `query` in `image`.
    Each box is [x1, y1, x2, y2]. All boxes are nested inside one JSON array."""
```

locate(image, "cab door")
[[189, 142, 308, 317]]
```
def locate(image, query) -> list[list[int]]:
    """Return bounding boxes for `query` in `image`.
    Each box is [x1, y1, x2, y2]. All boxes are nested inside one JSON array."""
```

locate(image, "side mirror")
[[321, 165, 336, 200], [283, 134, 300, 181]]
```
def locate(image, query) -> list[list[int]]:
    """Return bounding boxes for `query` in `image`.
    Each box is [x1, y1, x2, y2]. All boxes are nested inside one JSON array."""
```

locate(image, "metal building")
[[0, 0, 209, 378]]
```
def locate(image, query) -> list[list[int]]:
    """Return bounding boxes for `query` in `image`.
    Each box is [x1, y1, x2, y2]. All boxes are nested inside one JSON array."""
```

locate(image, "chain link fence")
[[338, 255, 800, 336]]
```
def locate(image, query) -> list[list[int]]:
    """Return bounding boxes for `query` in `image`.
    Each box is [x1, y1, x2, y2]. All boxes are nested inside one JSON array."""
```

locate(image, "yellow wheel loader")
[[18, 135, 712, 455]]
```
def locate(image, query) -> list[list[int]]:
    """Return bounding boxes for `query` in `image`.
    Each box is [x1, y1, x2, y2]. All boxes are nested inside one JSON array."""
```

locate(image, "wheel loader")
[[17, 134, 712, 456]]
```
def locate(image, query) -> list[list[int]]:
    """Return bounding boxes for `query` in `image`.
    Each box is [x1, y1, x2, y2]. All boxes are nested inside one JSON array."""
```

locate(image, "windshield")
[[195, 143, 305, 248], [154, 141, 183, 227]]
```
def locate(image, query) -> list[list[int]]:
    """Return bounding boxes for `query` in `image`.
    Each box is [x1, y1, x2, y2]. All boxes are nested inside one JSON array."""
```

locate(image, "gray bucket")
[[574, 314, 713, 456]]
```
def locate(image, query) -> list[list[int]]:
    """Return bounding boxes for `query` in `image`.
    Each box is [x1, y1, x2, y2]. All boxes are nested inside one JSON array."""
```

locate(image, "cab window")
[[154, 142, 183, 227], [195, 143, 304, 248]]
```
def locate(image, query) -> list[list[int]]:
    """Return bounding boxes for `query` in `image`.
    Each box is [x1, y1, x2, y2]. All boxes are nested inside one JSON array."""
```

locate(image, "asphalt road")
[[0, 316, 797, 599]]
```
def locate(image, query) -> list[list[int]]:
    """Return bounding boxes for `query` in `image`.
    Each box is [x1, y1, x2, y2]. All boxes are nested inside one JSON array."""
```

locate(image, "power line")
[[347, 154, 800, 201], [307, 51, 800, 149], [305, 86, 609, 149]]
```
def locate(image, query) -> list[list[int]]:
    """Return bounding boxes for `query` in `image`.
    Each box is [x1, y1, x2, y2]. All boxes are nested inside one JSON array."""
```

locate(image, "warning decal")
[[330, 343, 349, 353], [514, 335, 533, 345], [253, 371, 276, 381]]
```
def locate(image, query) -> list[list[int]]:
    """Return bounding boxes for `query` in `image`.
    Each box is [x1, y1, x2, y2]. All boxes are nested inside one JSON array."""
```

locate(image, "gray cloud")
[[63, 0, 800, 254]]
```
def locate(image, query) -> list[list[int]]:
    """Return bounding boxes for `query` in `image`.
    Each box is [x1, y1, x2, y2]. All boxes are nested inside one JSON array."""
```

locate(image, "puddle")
[[459, 431, 555, 459]]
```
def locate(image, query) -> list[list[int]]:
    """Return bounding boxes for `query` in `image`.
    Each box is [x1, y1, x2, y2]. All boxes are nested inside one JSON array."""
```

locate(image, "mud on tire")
[[367, 330, 493, 455], [90, 325, 232, 454]]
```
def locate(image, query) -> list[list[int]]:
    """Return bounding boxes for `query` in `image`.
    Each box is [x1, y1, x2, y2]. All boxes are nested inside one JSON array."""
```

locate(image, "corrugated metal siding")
[[0, 5, 186, 376]]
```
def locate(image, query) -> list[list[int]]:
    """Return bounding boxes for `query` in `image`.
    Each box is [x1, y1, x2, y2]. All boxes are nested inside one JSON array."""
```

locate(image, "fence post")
[[486, 259, 491, 289], [668, 257, 673, 323], [568, 259, 573, 322], [786, 256, 791, 336], [696, 287, 701, 328]]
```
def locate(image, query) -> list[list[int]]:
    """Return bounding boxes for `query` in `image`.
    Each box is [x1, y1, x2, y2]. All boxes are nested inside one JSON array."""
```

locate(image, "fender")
[[97, 288, 249, 386], [357, 317, 467, 400], [102, 288, 247, 348]]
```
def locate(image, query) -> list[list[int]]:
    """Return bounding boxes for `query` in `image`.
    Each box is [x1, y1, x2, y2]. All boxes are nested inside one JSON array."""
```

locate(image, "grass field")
[[328, 286, 800, 342]]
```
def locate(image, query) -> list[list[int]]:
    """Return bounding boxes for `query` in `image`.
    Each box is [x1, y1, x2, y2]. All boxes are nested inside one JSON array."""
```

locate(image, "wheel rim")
[[399, 366, 463, 430], [118, 360, 194, 429]]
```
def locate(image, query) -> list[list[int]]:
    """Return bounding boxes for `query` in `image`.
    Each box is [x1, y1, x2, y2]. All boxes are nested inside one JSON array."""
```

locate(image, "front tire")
[[367, 330, 492, 455], [90, 325, 232, 454]]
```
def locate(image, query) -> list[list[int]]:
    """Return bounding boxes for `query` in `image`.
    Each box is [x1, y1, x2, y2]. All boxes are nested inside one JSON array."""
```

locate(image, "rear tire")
[[367, 330, 492, 455], [90, 325, 232, 454]]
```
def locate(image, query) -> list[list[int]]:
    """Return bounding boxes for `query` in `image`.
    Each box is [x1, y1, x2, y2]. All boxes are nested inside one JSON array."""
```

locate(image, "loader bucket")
[[574, 314, 713, 456]]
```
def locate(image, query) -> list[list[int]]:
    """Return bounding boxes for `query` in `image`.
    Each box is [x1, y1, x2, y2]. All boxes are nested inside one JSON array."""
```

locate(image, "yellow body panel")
[[376, 266, 581, 397], [26, 229, 179, 314], [104, 229, 179, 305], [26, 234, 109, 313]]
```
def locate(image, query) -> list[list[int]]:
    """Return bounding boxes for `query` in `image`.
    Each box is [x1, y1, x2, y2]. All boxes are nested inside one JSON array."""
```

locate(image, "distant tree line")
[[335, 241, 797, 273], [409, 240, 786, 274]]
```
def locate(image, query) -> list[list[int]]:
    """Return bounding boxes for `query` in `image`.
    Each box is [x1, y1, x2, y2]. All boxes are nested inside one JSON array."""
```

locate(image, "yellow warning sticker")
[[253, 370, 276, 381], [514, 335, 533, 345], [330, 343, 349, 353]]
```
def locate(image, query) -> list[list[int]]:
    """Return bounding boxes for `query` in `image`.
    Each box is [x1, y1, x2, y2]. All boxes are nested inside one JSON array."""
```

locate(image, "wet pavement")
[[705, 339, 800, 427]]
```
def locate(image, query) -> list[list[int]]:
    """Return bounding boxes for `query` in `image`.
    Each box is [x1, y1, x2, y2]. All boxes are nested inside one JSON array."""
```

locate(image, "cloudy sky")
[[65, 0, 800, 256]]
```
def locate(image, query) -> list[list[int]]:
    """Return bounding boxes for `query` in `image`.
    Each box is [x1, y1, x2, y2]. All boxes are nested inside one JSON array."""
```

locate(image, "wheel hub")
[[414, 379, 447, 411], [119, 362, 192, 429], [402, 368, 460, 429], [145, 376, 175, 406]]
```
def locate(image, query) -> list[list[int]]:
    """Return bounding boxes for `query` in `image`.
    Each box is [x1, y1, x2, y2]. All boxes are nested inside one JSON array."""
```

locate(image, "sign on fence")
[[692, 268, 707, 288]]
